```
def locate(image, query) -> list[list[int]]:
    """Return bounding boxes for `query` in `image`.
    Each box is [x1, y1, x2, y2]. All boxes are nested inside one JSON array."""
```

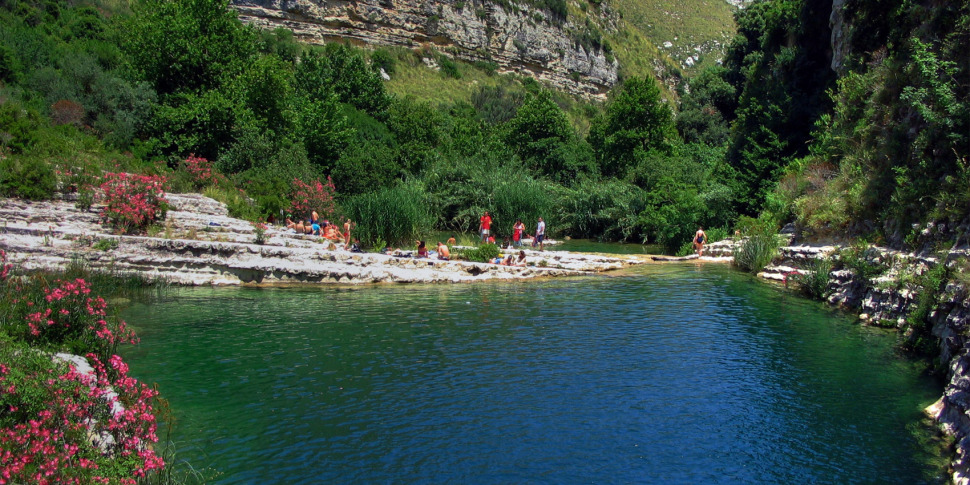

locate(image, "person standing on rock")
[[480, 211, 492, 244], [513, 219, 525, 247], [536, 217, 545, 251], [343, 218, 352, 246], [693, 227, 707, 257]]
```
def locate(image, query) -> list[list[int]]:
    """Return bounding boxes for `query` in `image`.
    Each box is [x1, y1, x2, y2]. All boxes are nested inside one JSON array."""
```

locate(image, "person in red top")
[[512, 219, 524, 247], [480, 211, 492, 243]]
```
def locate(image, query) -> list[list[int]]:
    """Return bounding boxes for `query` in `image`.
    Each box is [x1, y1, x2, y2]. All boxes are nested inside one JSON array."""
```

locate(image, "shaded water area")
[[122, 264, 946, 483]]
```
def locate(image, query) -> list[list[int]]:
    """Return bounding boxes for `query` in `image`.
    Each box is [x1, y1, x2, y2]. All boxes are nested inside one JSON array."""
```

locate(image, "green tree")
[[589, 77, 675, 177], [505, 89, 574, 177], [676, 65, 736, 146], [124, 0, 258, 96], [296, 94, 352, 172], [295, 45, 390, 118], [722, 0, 836, 215]]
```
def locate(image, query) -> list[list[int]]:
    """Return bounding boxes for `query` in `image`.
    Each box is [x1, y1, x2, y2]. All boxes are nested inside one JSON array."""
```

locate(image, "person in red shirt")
[[480, 211, 492, 243], [512, 219, 524, 247]]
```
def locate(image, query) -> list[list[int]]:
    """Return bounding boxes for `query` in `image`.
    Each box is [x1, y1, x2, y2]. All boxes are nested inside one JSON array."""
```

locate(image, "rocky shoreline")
[[748, 241, 970, 484], [0, 194, 647, 285]]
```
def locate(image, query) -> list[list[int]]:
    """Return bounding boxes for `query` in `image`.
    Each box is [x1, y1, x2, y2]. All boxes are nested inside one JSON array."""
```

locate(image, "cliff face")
[[230, 0, 619, 98]]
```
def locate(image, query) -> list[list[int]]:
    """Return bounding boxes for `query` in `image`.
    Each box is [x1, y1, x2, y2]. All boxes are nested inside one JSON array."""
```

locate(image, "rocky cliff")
[[230, 0, 619, 98]]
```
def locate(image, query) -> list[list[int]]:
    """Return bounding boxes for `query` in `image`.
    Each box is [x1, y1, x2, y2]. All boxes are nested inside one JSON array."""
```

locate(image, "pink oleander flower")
[[99, 172, 169, 234], [182, 154, 224, 188], [289, 176, 337, 221]]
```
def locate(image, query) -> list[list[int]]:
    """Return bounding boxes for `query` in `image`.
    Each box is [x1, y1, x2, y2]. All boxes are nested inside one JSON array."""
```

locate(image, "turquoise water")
[[122, 264, 944, 483]]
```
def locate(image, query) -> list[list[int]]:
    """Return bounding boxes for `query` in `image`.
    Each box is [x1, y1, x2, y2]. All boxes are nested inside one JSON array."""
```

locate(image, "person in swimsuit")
[[416, 240, 429, 258], [343, 218, 352, 245], [437, 241, 450, 260], [693, 227, 707, 257]]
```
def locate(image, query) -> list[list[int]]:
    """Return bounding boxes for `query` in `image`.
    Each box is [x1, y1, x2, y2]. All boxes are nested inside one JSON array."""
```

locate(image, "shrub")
[[252, 221, 268, 245], [93, 238, 119, 251], [456, 243, 500, 263], [0, 156, 57, 200], [0, 346, 164, 483], [204, 185, 259, 221], [0, 251, 166, 482], [289, 177, 337, 221], [182, 154, 224, 189], [99, 172, 169, 234], [837, 241, 887, 287], [905, 262, 950, 355]]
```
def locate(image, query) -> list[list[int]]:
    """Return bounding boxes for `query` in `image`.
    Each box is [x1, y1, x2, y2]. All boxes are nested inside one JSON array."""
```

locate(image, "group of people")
[[479, 212, 546, 250], [497, 250, 528, 267], [413, 240, 452, 260], [285, 211, 354, 246]]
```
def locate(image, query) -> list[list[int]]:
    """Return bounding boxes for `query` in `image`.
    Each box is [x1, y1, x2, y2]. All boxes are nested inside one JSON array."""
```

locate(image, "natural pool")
[[121, 264, 946, 483]]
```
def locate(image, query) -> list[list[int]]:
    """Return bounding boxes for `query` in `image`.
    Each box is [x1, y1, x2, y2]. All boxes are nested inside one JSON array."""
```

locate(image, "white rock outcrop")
[[0, 194, 642, 286]]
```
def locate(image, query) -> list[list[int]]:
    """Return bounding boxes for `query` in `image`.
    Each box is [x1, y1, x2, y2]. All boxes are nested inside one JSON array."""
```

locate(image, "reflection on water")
[[123, 264, 945, 484]]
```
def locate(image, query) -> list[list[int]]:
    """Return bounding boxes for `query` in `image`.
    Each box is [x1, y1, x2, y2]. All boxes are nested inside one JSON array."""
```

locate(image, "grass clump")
[[733, 220, 782, 273], [789, 257, 834, 300]]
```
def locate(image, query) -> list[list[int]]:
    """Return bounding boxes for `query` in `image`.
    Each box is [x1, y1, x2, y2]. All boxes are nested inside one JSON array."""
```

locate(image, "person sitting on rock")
[[437, 242, 450, 260], [323, 224, 342, 241], [416, 240, 429, 258], [515, 250, 527, 267], [447, 236, 457, 246]]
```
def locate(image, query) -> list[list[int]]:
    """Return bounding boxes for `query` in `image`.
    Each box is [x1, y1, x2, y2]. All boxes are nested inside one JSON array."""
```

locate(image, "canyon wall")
[[230, 0, 619, 98]]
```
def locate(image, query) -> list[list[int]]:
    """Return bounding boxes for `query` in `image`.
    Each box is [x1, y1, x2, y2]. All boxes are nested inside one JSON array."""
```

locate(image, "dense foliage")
[[0, 0, 737, 253], [715, 0, 969, 250]]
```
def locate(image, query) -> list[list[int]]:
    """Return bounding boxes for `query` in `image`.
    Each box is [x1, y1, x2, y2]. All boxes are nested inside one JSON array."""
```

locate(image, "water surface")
[[122, 264, 943, 483]]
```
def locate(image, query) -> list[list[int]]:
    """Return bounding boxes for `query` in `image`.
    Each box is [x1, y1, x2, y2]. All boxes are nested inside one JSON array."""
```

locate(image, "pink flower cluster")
[[24, 279, 137, 359], [0, 249, 10, 281], [182, 155, 223, 188], [0, 354, 163, 484], [99, 172, 168, 234], [290, 177, 337, 220]]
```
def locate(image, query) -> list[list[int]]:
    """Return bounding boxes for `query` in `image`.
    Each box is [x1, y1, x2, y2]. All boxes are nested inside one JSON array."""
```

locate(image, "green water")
[[122, 264, 945, 483]]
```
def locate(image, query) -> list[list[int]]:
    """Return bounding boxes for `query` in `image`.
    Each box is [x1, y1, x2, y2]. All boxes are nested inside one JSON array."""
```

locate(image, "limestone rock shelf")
[[0, 194, 642, 286]]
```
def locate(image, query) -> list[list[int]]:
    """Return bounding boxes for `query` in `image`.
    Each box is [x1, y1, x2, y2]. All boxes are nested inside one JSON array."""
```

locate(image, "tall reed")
[[343, 182, 434, 247]]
